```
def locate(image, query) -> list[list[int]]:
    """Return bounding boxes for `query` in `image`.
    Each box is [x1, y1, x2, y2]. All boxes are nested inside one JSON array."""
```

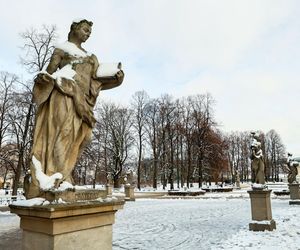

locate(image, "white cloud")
[[1, 0, 300, 154]]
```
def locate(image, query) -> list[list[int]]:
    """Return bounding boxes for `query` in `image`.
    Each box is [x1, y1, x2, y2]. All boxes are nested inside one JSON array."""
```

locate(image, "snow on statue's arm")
[[94, 60, 124, 90]]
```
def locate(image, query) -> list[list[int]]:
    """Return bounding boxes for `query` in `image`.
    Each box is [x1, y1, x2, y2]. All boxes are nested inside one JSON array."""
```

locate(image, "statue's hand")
[[35, 73, 53, 84], [116, 70, 124, 82]]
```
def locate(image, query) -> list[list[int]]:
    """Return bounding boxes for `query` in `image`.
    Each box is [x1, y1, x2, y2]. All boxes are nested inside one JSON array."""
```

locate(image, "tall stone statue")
[[25, 19, 124, 198], [250, 132, 265, 185], [287, 153, 299, 184]]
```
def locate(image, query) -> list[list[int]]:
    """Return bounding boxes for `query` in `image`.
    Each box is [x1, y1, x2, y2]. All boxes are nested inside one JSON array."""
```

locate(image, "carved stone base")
[[248, 189, 276, 231], [288, 183, 300, 200], [249, 219, 276, 231], [10, 200, 124, 250], [40, 189, 107, 202], [106, 185, 113, 196], [125, 185, 135, 201]]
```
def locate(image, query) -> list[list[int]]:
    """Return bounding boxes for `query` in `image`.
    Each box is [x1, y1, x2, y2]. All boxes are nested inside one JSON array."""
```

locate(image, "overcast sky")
[[1, 0, 300, 155]]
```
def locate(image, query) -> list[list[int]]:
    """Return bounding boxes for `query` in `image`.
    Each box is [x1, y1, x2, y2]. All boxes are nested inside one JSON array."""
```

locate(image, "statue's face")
[[75, 23, 92, 42]]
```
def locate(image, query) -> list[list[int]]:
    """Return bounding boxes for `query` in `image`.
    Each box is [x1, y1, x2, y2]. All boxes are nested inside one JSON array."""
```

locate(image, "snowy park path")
[[113, 199, 300, 250], [113, 199, 250, 250]]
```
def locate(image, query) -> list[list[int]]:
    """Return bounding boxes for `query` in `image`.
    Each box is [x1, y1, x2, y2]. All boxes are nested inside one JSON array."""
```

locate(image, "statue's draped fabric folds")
[[250, 133, 265, 185], [25, 19, 124, 198]]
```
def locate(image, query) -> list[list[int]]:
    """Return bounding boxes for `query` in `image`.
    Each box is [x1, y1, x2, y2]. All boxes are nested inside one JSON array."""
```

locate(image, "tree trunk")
[[137, 134, 142, 190], [13, 102, 33, 196], [187, 146, 191, 188]]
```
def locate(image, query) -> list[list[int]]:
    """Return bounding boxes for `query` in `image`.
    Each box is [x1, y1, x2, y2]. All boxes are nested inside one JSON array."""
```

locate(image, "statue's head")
[[68, 19, 93, 42]]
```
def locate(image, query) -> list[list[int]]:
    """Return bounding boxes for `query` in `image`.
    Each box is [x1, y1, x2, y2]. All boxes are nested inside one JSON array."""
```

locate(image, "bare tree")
[[20, 25, 57, 73], [97, 103, 134, 188], [11, 25, 57, 195], [145, 98, 161, 189], [265, 129, 286, 181], [131, 90, 149, 190], [225, 131, 251, 183]]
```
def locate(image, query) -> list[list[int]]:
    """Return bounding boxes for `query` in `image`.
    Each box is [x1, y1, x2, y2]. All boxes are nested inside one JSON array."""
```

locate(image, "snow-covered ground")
[[113, 198, 299, 250], [0, 196, 299, 249], [0, 211, 21, 250]]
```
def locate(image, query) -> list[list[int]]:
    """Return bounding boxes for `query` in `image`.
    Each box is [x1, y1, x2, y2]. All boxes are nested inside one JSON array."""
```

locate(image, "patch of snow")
[[32, 156, 62, 190], [104, 197, 118, 202], [251, 220, 274, 225], [49, 198, 66, 205], [56, 41, 88, 58], [0, 211, 20, 237], [12, 197, 46, 207], [57, 198, 66, 204], [72, 18, 86, 24], [43, 200, 50, 206], [252, 183, 267, 190], [74, 185, 89, 190], [96, 62, 121, 77], [251, 140, 261, 148], [52, 64, 76, 86], [57, 181, 74, 191]]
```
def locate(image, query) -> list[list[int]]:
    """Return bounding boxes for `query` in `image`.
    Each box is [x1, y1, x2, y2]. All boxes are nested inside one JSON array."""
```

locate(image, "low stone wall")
[[202, 188, 233, 192], [168, 190, 205, 196]]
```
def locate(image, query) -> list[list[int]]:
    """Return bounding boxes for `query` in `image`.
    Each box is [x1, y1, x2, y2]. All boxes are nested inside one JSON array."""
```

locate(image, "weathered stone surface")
[[106, 184, 113, 196], [248, 189, 276, 231], [250, 133, 265, 184], [248, 189, 273, 221], [249, 219, 276, 231], [40, 189, 107, 202], [10, 200, 124, 250], [125, 185, 135, 201], [288, 183, 300, 200]]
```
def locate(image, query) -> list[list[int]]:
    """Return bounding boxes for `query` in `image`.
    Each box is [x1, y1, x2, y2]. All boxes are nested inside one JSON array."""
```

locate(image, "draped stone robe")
[[26, 47, 123, 198]]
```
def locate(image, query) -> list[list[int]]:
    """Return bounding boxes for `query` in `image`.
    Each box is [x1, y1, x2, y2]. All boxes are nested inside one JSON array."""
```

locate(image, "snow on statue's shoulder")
[[32, 156, 62, 190], [56, 41, 88, 58]]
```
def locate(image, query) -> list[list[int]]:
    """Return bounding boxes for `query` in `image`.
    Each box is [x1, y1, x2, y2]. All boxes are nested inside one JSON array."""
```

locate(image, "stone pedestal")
[[124, 184, 135, 201], [248, 189, 276, 231], [288, 183, 300, 205], [10, 200, 124, 250], [106, 184, 113, 196]]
